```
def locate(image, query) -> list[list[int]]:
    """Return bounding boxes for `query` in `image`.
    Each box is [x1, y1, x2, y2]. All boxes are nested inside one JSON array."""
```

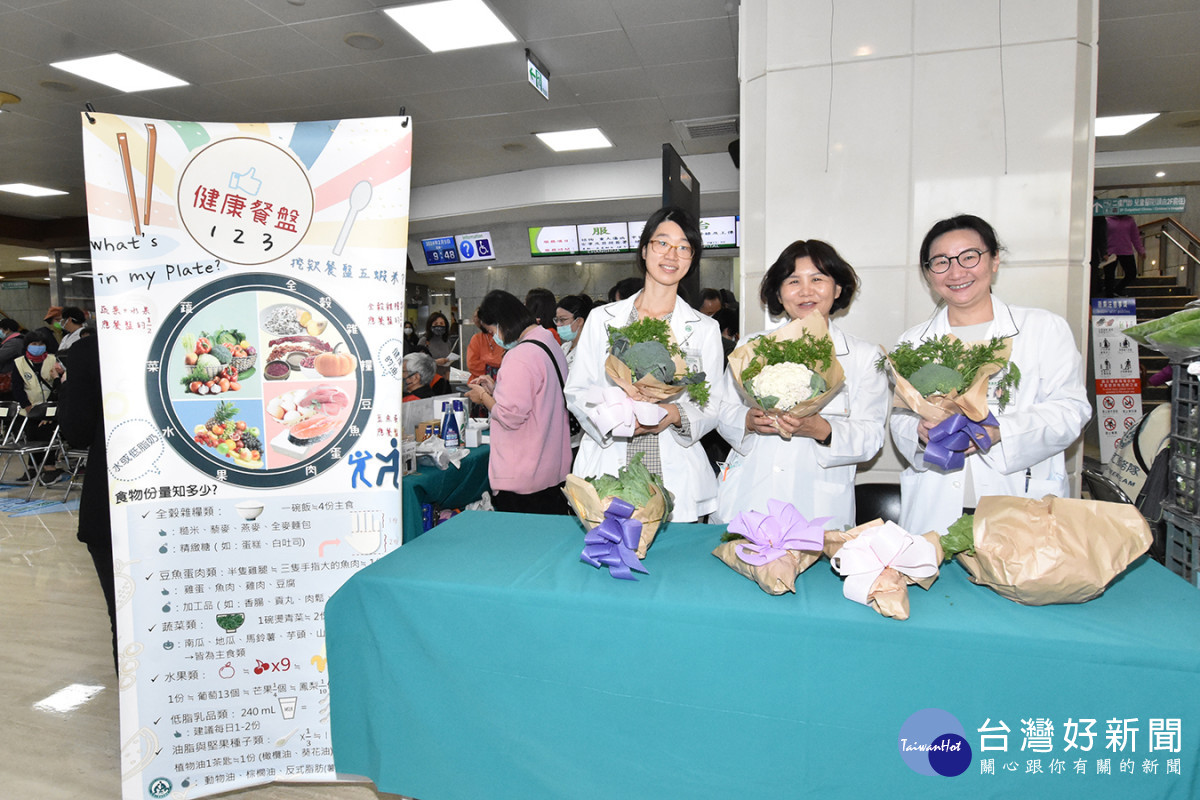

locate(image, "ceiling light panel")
[[535, 128, 613, 152], [384, 0, 517, 53], [0, 183, 68, 197], [50, 53, 188, 93], [1095, 113, 1159, 137]]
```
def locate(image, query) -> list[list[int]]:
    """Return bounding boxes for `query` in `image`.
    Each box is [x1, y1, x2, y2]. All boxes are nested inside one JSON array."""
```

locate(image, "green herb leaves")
[[879, 335, 1020, 410]]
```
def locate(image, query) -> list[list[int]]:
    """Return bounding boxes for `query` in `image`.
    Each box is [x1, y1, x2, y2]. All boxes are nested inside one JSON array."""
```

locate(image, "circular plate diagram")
[[146, 273, 373, 489]]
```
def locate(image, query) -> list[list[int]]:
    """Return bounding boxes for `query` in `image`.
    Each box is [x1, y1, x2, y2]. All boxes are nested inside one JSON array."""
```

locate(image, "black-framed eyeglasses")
[[924, 248, 986, 274], [648, 239, 694, 259]]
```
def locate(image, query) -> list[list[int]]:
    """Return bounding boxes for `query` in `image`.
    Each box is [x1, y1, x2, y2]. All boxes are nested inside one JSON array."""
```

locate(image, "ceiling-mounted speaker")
[[728, 138, 740, 169]]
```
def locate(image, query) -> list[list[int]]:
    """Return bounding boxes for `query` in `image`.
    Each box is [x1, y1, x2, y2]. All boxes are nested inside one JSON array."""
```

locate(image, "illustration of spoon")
[[333, 179, 372, 255]]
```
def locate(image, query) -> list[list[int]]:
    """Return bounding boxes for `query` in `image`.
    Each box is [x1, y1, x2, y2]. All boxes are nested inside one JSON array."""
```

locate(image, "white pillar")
[[739, 0, 1097, 483]]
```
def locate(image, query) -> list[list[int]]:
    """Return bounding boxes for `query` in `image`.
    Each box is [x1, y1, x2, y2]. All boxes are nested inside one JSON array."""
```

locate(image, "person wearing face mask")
[[12, 330, 66, 483], [35, 306, 63, 352], [465, 290, 571, 515], [466, 307, 506, 380], [713, 240, 888, 528], [402, 319, 421, 354], [56, 306, 88, 356], [418, 311, 458, 377], [554, 294, 593, 370], [891, 215, 1091, 536]]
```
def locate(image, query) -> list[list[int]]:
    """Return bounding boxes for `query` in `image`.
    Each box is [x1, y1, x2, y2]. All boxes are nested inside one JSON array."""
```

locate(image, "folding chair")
[[0, 403, 62, 499], [59, 445, 88, 501]]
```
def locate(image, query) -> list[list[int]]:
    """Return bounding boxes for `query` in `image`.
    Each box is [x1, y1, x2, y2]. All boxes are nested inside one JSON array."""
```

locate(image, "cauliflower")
[[750, 362, 827, 409]]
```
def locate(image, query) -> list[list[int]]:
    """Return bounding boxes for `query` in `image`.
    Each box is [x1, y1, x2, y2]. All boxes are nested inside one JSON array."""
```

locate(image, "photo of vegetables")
[[164, 289, 361, 473], [604, 317, 709, 405], [726, 314, 846, 437]]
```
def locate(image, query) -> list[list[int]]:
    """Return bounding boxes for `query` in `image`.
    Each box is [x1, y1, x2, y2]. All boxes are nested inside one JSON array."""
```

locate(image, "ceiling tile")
[[626, 17, 736, 68], [610, 0, 735, 28], [133, 39, 264, 84], [124, 0, 281, 38], [499, 0, 621, 39], [556, 68, 654, 104], [208, 25, 347, 74], [292, 12, 428, 63], [644, 57, 738, 97], [526, 30, 640, 76], [26, 0, 191, 51]]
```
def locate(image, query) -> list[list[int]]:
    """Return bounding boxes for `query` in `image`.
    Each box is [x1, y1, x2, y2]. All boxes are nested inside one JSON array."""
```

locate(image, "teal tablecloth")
[[328, 511, 1200, 800], [400, 445, 489, 542]]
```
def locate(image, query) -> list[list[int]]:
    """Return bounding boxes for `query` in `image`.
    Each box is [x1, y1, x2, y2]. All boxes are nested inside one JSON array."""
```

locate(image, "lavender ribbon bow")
[[728, 499, 829, 566], [580, 497, 648, 581], [925, 412, 998, 470]]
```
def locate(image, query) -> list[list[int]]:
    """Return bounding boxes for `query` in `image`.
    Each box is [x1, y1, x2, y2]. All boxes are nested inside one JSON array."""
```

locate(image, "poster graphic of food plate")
[[146, 274, 373, 488]]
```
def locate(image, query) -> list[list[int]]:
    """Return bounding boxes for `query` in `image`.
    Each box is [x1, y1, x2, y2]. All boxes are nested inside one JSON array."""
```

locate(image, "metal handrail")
[[1162, 232, 1200, 267]]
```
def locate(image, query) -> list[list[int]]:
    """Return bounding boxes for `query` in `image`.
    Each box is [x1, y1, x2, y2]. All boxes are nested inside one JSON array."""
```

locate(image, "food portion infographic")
[[147, 273, 374, 488]]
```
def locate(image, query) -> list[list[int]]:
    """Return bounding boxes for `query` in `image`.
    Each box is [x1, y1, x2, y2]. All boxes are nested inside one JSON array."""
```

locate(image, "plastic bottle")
[[441, 404, 460, 449]]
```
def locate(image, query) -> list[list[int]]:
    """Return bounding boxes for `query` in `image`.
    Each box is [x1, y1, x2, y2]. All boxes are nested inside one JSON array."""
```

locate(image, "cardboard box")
[[414, 420, 441, 441]]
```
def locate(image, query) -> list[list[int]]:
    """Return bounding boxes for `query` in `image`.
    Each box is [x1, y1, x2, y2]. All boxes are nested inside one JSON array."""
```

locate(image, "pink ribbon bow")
[[830, 522, 939, 605]]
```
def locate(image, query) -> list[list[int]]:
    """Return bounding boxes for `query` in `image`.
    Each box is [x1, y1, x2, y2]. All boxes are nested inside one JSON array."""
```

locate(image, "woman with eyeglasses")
[[554, 294, 593, 370], [890, 214, 1091, 536], [564, 206, 725, 522], [712, 240, 889, 529]]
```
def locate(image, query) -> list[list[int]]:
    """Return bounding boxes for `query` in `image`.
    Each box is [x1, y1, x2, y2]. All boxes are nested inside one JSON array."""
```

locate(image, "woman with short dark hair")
[[892, 214, 1091, 535], [418, 311, 458, 375], [554, 294, 593, 370], [564, 206, 725, 522], [466, 290, 572, 514], [714, 239, 887, 528]]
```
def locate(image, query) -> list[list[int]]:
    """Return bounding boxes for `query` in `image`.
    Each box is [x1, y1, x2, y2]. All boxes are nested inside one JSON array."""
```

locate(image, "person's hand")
[[634, 403, 681, 435], [745, 408, 805, 437], [789, 413, 831, 442], [469, 375, 495, 394], [435, 357, 449, 366], [465, 384, 494, 409], [52, 362, 65, 378], [917, 418, 936, 445]]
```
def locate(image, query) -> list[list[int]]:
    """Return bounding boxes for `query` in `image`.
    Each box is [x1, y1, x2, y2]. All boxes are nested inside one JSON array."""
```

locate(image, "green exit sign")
[[526, 49, 549, 101]]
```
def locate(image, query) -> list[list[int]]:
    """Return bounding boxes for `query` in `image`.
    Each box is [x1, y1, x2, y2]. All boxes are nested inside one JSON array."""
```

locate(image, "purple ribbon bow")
[[924, 412, 998, 470], [728, 499, 829, 566], [580, 497, 648, 581]]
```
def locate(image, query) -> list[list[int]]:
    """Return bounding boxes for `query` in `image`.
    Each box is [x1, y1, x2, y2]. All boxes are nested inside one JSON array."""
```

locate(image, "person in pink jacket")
[[466, 290, 572, 514], [1103, 211, 1145, 297]]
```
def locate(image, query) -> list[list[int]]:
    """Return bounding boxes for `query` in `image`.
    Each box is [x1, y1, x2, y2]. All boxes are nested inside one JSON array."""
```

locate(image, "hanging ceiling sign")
[[526, 49, 549, 101], [1093, 196, 1186, 215]]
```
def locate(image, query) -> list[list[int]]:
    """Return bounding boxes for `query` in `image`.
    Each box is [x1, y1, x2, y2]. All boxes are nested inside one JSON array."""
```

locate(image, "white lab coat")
[[713, 320, 889, 528], [564, 292, 724, 521], [890, 295, 1092, 535]]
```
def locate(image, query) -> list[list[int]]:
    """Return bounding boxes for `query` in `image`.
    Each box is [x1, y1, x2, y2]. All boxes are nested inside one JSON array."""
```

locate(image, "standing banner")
[[1090, 297, 1143, 463], [81, 113, 410, 800]]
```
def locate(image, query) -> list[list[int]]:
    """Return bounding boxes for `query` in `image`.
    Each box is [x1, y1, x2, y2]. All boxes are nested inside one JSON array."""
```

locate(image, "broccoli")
[[210, 344, 233, 366], [623, 340, 675, 382], [908, 363, 963, 396]]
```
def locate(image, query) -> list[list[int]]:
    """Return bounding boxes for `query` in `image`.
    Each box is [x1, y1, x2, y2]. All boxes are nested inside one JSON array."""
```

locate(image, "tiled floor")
[[0, 480, 407, 800]]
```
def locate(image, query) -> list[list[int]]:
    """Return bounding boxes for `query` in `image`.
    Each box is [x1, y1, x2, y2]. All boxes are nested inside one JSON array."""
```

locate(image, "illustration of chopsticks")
[[116, 132, 141, 237], [143, 124, 156, 226]]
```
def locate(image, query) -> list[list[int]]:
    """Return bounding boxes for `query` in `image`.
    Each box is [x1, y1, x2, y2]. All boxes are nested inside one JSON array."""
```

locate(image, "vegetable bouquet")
[[877, 334, 1019, 425], [563, 453, 674, 559], [604, 317, 710, 406], [726, 314, 846, 439], [938, 495, 1151, 605]]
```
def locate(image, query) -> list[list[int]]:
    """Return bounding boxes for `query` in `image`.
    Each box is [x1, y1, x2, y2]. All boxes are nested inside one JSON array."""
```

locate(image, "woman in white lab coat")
[[890, 214, 1092, 535], [564, 206, 724, 522], [714, 240, 889, 528]]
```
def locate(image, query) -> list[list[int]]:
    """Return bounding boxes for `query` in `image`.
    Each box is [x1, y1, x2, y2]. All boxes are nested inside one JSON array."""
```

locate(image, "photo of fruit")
[[146, 273, 374, 488]]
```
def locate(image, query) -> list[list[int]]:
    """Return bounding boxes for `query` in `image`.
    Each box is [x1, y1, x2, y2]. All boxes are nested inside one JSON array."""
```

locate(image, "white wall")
[[740, 0, 1098, 484]]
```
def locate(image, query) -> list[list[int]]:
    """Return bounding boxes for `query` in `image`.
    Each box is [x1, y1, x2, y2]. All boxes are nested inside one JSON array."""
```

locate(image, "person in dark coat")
[[56, 327, 116, 672]]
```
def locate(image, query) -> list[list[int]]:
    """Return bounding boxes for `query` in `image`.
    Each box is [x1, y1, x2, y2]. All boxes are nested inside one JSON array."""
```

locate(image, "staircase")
[[1126, 275, 1198, 410]]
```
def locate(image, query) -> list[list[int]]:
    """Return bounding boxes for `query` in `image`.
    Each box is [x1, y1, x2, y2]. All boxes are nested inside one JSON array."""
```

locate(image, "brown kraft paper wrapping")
[[604, 325, 691, 404], [727, 314, 846, 439], [825, 521, 943, 620], [957, 494, 1152, 605], [562, 473, 667, 559], [711, 540, 822, 595], [882, 336, 1012, 425]]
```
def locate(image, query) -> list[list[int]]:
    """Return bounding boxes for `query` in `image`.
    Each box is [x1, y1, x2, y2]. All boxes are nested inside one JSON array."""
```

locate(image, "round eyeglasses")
[[924, 248, 986, 274], [648, 239, 694, 259]]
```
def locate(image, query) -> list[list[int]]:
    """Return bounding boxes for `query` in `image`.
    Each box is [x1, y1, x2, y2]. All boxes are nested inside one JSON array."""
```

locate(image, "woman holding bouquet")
[[714, 240, 889, 528], [891, 215, 1091, 535], [564, 206, 725, 522]]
